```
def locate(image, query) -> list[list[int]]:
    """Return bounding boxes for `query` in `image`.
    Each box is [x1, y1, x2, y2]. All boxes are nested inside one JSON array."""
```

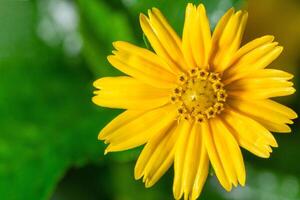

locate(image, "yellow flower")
[[92, 3, 297, 200]]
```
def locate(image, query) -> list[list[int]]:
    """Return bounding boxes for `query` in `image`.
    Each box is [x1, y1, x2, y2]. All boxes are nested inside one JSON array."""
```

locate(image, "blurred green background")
[[0, 0, 299, 199]]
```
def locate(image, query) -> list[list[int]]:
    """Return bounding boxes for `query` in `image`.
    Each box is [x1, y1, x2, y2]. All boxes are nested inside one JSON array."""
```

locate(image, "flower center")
[[171, 68, 227, 123]]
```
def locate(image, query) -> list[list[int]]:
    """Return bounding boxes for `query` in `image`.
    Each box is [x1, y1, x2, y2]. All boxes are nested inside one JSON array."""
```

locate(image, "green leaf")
[[0, 1, 112, 199], [77, 0, 136, 77], [0, 1, 143, 199]]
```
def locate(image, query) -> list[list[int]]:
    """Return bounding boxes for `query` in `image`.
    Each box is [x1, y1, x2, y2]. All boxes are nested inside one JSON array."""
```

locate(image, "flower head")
[[92, 3, 297, 200]]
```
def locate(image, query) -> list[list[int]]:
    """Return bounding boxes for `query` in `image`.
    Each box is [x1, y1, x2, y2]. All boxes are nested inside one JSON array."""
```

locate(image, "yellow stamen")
[[171, 68, 227, 123]]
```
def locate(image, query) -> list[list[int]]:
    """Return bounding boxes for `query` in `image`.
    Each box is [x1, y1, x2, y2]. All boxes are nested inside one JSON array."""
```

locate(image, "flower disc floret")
[[171, 68, 227, 122]]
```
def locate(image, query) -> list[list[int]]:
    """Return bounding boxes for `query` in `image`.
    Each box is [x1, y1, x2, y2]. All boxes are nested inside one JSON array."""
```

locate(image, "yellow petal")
[[228, 86, 295, 99], [151, 7, 181, 48], [234, 42, 282, 72], [210, 8, 248, 72], [224, 109, 278, 158], [93, 76, 171, 110], [190, 138, 209, 200], [222, 35, 274, 83], [101, 104, 177, 153], [210, 117, 246, 186], [172, 120, 193, 199], [232, 69, 294, 80], [223, 37, 283, 84], [257, 120, 292, 133], [173, 122, 209, 200], [260, 99, 297, 119], [226, 77, 293, 91], [202, 120, 232, 191], [98, 109, 143, 140], [147, 8, 182, 59], [182, 4, 197, 70], [140, 11, 185, 74], [182, 4, 212, 70], [228, 35, 275, 66], [228, 110, 278, 148], [211, 8, 235, 50], [113, 41, 177, 75], [108, 45, 177, 89], [226, 69, 296, 100], [228, 99, 294, 127], [135, 123, 177, 188]]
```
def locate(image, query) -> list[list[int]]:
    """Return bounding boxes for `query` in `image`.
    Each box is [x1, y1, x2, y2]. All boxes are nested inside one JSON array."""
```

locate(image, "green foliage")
[[78, 0, 136, 76], [1, 0, 300, 200], [0, 1, 110, 199]]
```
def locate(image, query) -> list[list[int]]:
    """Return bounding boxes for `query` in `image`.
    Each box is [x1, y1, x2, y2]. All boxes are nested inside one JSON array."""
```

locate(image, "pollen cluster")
[[171, 68, 227, 123]]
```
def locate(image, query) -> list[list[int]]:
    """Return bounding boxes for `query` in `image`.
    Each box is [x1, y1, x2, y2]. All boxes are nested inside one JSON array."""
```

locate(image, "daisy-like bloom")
[[92, 3, 297, 200]]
